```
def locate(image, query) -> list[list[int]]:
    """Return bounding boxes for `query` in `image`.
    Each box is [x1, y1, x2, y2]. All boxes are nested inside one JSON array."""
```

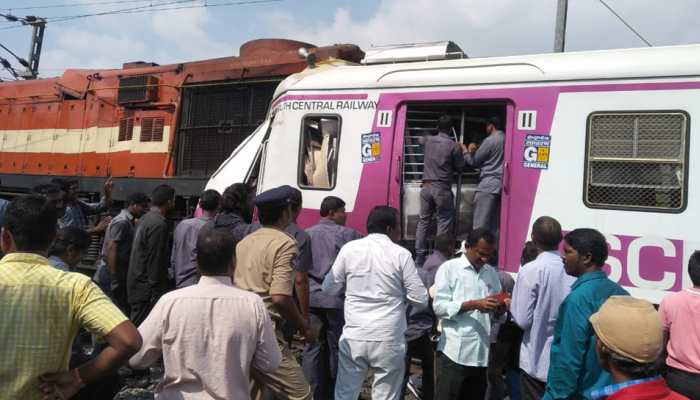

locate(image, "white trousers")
[[334, 336, 407, 400]]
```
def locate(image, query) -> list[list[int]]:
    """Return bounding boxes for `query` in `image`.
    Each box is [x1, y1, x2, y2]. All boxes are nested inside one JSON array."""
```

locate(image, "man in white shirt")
[[432, 228, 502, 400], [129, 228, 282, 400], [322, 206, 429, 400]]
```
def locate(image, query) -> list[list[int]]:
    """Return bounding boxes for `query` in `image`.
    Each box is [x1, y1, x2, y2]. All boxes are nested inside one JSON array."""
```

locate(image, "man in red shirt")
[[588, 296, 687, 400]]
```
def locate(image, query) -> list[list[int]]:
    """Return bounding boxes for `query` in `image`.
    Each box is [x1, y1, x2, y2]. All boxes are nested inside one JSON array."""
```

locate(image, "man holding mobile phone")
[[433, 228, 503, 400]]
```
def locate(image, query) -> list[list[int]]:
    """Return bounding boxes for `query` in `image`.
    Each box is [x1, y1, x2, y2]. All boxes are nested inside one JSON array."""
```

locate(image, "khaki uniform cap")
[[589, 296, 663, 364]]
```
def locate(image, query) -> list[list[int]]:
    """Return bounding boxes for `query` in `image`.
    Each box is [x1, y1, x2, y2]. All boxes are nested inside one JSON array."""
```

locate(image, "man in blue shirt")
[[303, 196, 362, 400], [511, 216, 576, 400], [433, 228, 502, 400], [544, 228, 629, 400]]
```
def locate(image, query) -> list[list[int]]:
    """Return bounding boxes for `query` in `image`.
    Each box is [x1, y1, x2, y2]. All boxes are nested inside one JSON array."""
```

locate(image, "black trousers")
[[129, 301, 154, 327], [519, 370, 546, 400], [404, 333, 435, 400], [435, 352, 487, 400], [666, 366, 700, 400]]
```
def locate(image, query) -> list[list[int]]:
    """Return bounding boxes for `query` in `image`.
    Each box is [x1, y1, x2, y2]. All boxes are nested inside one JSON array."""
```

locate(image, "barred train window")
[[298, 115, 341, 190], [585, 112, 689, 212]]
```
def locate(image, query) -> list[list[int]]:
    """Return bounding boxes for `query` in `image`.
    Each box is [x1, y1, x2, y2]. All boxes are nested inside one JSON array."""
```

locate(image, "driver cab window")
[[299, 115, 341, 189]]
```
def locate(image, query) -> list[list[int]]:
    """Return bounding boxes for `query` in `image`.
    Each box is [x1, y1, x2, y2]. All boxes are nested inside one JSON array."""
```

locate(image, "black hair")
[[32, 183, 63, 196], [49, 226, 91, 257], [521, 241, 539, 265], [320, 196, 345, 217], [434, 234, 454, 257], [437, 114, 453, 133], [126, 192, 150, 206], [196, 228, 236, 275], [4, 195, 58, 252], [689, 250, 700, 286], [151, 184, 175, 207], [50, 178, 73, 193], [602, 344, 662, 380], [258, 203, 288, 226], [288, 187, 303, 212], [199, 189, 221, 212], [221, 183, 253, 215], [487, 116, 501, 130], [564, 228, 608, 267], [366, 206, 398, 235], [532, 216, 562, 251], [466, 227, 496, 248]]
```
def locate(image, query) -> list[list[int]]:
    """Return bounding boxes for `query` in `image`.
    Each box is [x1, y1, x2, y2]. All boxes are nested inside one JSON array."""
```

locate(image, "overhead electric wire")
[[0, 56, 20, 79], [597, 0, 653, 47], [4, 0, 181, 12], [0, 42, 30, 68], [0, 0, 281, 30]]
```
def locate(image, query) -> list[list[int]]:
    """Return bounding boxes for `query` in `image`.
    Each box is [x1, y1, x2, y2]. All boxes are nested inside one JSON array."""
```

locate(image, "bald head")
[[531, 216, 562, 251]]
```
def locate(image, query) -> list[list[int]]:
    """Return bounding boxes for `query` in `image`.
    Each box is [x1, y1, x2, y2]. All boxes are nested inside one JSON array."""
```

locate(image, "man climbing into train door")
[[415, 114, 467, 267], [464, 116, 505, 236]]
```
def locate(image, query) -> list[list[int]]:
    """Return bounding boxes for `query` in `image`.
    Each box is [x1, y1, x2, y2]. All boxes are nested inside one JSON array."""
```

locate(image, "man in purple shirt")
[[171, 189, 220, 288], [200, 183, 259, 244], [303, 196, 362, 400], [510, 216, 575, 400]]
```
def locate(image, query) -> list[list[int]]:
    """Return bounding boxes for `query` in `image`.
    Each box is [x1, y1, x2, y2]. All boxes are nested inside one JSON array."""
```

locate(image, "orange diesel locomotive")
[[0, 39, 363, 211]]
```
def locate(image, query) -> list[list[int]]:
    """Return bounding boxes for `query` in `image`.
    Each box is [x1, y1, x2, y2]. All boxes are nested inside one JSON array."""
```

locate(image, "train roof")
[[274, 43, 700, 98]]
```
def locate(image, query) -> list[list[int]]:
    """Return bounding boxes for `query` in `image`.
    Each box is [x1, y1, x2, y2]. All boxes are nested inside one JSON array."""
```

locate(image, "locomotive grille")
[[585, 112, 688, 212], [140, 117, 165, 142], [118, 75, 158, 104], [176, 80, 279, 176]]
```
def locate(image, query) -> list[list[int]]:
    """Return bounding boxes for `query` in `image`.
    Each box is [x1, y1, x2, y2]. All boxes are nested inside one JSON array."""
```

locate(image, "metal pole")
[[554, 0, 568, 53], [21, 19, 45, 79]]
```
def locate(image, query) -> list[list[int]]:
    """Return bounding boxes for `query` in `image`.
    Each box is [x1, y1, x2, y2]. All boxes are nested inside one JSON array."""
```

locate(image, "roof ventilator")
[[361, 41, 467, 65]]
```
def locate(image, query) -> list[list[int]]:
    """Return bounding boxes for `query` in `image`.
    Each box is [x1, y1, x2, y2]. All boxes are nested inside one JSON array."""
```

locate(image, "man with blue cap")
[[235, 185, 316, 400]]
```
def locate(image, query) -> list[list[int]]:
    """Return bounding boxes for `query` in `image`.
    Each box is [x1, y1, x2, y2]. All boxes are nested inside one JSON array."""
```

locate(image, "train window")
[[140, 117, 165, 142], [584, 111, 689, 212], [298, 115, 341, 190], [118, 118, 134, 141]]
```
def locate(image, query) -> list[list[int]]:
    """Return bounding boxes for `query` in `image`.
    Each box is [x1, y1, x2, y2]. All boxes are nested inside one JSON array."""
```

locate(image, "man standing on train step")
[[415, 114, 466, 267], [464, 116, 505, 234]]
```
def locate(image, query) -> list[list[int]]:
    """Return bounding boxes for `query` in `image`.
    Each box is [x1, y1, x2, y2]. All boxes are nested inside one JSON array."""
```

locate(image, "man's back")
[[203, 212, 259, 244], [127, 210, 169, 303], [323, 234, 428, 340], [306, 219, 362, 308], [100, 209, 135, 281], [422, 132, 465, 183], [172, 216, 211, 288], [0, 253, 127, 399], [511, 251, 575, 381], [234, 227, 297, 321], [130, 276, 281, 400], [466, 130, 505, 193]]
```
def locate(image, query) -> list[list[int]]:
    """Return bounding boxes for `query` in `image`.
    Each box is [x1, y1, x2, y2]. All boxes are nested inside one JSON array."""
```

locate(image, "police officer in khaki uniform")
[[234, 186, 316, 400], [415, 115, 467, 266]]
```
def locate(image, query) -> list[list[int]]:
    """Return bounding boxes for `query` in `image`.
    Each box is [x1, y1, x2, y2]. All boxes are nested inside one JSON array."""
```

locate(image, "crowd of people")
[[0, 181, 698, 400], [0, 117, 698, 400]]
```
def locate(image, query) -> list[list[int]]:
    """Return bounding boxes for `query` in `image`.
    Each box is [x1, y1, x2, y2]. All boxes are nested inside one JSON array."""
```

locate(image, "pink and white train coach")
[[205, 41, 700, 303]]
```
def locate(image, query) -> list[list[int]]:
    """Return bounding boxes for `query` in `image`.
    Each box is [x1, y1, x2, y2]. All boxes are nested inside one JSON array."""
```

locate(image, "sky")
[[1, 0, 699, 79]]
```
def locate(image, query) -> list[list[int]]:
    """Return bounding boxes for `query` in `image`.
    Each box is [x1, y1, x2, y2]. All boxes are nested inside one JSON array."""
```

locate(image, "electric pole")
[[19, 17, 46, 79], [554, 0, 568, 52]]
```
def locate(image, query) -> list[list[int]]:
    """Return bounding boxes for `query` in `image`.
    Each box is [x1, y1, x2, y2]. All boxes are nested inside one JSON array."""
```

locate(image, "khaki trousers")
[[251, 328, 312, 400]]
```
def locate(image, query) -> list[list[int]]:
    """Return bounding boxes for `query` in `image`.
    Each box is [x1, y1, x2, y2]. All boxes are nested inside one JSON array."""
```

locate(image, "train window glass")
[[584, 112, 689, 212], [140, 117, 165, 142], [298, 115, 341, 190], [118, 118, 134, 141]]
